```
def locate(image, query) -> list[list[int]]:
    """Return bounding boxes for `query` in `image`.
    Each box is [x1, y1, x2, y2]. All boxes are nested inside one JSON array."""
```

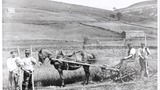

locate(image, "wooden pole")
[[145, 34, 147, 46], [17, 46, 20, 57], [144, 34, 149, 78], [17, 46, 22, 90], [30, 45, 32, 57], [50, 58, 118, 71], [30, 45, 35, 90]]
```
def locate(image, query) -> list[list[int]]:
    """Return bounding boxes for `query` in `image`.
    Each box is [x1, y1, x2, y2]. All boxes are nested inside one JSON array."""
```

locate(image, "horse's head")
[[38, 48, 53, 64]]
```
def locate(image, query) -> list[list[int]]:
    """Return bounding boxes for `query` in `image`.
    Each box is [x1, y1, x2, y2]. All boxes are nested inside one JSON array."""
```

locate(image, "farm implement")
[[50, 58, 137, 83], [101, 64, 137, 82]]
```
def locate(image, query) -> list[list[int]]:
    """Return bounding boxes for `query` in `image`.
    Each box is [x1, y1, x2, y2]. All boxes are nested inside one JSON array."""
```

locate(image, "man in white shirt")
[[22, 49, 36, 90], [7, 50, 23, 90], [119, 43, 136, 70], [138, 43, 151, 78]]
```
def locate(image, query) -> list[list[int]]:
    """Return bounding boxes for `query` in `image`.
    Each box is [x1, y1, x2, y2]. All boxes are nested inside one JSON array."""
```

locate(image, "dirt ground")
[[36, 77, 157, 90]]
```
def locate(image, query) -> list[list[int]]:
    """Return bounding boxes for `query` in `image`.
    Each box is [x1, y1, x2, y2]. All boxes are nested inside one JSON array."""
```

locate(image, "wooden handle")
[[30, 45, 32, 57]]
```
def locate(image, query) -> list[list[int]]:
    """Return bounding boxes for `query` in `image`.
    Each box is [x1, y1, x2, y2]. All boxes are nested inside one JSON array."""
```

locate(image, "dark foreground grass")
[[35, 75, 84, 86]]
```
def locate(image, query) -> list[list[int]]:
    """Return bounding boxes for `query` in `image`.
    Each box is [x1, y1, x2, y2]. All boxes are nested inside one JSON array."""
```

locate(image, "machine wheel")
[[118, 66, 137, 82]]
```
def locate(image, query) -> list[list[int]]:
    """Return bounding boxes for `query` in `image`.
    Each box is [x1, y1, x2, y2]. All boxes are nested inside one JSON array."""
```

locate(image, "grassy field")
[[3, 47, 157, 89], [2, 23, 122, 41], [82, 21, 157, 38]]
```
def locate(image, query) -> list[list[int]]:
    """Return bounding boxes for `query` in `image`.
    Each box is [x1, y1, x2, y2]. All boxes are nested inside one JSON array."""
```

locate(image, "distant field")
[[2, 38, 157, 53], [2, 21, 157, 46], [2, 22, 122, 41], [82, 21, 157, 38]]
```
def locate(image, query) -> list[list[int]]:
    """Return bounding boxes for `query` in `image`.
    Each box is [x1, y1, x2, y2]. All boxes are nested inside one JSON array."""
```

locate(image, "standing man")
[[82, 36, 89, 50], [22, 49, 36, 90], [138, 43, 151, 78], [7, 50, 23, 90], [119, 43, 136, 70]]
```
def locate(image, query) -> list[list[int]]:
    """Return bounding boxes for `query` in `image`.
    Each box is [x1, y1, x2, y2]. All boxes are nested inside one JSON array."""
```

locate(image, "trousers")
[[8, 71, 20, 90], [22, 71, 33, 90], [139, 58, 148, 78]]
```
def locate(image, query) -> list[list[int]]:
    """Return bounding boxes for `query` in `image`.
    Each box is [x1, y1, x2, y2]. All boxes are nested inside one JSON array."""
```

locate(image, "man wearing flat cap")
[[119, 43, 136, 70], [7, 50, 23, 90], [138, 43, 151, 78], [22, 49, 36, 90]]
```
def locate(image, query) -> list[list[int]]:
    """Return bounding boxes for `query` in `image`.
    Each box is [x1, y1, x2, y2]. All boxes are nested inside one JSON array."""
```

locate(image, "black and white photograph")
[[2, 0, 158, 90]]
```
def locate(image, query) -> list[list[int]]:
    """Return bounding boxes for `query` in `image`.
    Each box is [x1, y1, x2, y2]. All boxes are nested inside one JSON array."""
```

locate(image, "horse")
[[38, 48, 96, 87]]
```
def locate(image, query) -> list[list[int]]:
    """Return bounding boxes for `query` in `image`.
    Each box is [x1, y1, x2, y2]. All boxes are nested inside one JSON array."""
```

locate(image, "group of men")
[[120, 43, 151, 78], [7, 49, 36, 90]]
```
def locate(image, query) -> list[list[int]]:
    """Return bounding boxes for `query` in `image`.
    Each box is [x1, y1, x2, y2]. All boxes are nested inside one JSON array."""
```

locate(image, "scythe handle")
[[30, 45, 35, 90], [17, 46, 22, 90], [144, 34, 149, 77]]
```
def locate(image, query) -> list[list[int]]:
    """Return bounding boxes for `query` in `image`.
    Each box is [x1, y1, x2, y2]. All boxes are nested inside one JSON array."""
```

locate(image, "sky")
[[50, 0, 149, 10]]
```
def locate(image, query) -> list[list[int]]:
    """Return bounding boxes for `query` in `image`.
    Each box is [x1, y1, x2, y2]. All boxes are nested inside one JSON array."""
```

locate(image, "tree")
[[116, 12, 123, 21]]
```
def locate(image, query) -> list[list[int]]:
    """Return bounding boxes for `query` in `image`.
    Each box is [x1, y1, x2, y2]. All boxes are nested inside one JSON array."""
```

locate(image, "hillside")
[[125, 0, 157, 9], [3, 0, 113, 23], [2, 0, 157, 44], [119, 0, 157, 27]]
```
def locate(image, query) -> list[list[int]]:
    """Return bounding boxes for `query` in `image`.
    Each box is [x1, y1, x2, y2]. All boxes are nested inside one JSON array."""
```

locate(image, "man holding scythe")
[[138, 43, 151, 78], [7, 50, 23, 90], [21, 49, 37, 90]]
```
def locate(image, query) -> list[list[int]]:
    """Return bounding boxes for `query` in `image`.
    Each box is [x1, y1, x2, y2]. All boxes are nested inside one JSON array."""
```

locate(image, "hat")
[[127, 43, 132, 46], [25, 49, 30, 54], [141, 43, 145, 45], [10, 50, 17, 54]]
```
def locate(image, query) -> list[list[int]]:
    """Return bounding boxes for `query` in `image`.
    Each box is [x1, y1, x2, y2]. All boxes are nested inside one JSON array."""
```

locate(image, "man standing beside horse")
[[22, 49, 37, 90]]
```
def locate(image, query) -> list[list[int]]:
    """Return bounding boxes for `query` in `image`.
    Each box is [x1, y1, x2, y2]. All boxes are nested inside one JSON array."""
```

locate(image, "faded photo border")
[[158, 0, 160, 89], [1, 0, 3, 89], [1, 0, 160, 90]]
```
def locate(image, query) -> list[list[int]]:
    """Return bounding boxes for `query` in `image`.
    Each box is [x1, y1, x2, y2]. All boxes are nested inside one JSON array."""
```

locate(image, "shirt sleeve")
[[137, 48, 142, 56], [7, 58, 12, 71], [30, 57, 37, 65], [146, 48, 151, 55], [15, 57, 24, 67]]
